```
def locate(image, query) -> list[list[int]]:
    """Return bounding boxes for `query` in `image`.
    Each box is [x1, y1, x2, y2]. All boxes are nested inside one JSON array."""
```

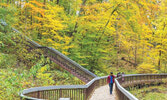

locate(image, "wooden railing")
[[20, 74, 167, 100], [28, 41, 97, 83], [20, 76, 107, 100], [115, 74, 167, 100], [0, 18, 97, 83]]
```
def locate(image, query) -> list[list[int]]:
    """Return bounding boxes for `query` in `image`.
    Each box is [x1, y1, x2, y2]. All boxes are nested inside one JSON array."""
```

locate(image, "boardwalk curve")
[[89, 85, 115, 100]]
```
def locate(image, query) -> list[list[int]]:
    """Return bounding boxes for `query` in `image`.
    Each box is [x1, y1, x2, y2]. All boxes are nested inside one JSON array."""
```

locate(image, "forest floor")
[[130, 84, 167, 100], [90, 84, 115, 100]]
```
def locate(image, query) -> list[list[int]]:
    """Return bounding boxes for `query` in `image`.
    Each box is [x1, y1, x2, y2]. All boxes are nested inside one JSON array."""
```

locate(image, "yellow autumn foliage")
[[36, 65, 54, 86], [137, 63, 158, 74]]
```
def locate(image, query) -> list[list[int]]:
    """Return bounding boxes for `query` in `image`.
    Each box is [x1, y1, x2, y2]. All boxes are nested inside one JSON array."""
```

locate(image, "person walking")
[[117, 72, 121, 77], [122, 72, 125, 82], [107, 72, 115, 94]]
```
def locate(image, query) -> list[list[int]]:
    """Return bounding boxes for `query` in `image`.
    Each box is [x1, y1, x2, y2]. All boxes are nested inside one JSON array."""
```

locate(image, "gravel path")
[[89, 84, 116, 100]]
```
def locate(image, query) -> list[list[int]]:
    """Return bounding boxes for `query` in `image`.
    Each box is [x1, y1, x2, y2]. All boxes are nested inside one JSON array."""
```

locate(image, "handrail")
[[20, 74, 167, 100], [115, 79, 138, 100], [0, 19, 97, 83], [26, 40, 97, 78], [44, 46, 97, 78], [20, 76, 108, 100], [115, 74, 167, 100], [24, 35, 97, 80]]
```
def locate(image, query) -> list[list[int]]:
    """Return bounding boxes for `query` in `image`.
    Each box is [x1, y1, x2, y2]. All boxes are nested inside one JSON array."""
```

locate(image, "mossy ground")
[[130, 84, 167, 100]]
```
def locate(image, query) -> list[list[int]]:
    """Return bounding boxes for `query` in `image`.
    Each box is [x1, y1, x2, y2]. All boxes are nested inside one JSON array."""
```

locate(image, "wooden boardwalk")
[[90, 84, 116, 100]]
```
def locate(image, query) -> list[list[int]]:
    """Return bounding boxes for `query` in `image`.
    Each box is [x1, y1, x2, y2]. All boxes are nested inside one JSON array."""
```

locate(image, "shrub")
[[137, 63, 158, 74]]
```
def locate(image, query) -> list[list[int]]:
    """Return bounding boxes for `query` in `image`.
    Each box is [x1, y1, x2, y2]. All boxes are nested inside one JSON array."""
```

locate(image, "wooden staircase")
[[28, 40, 97, 83], [0, 19, 97, 83]]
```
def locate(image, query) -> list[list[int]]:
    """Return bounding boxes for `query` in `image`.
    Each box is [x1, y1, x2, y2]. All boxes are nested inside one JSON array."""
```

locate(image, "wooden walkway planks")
[[90, 85, 116, 100]]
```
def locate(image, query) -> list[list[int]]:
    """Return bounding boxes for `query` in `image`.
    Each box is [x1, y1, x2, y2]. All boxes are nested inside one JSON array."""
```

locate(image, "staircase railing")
[[27, 40, 97, 83], [0, 19, 97, 83]]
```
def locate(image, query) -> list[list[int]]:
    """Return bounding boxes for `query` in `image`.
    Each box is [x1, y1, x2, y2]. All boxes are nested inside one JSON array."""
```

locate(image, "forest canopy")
[[1, 0, 167, 73]]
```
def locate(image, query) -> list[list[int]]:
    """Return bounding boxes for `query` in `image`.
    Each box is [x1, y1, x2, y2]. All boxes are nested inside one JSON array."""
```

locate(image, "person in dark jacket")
[[107, 72, 115, 94], [121, 72, 125, 82], [117, 72, 121, 77]]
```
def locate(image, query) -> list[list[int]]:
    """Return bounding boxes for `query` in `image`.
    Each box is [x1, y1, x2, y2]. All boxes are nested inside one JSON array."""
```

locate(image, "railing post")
[[60, 89, 62, 98], [96, 80, 99, 87], [83, 88, 87, 100], [37, 91, 40, 98]]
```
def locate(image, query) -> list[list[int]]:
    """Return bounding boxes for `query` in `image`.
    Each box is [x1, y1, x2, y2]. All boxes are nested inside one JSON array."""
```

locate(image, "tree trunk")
[[97, 4, 120, 43], [158, 50, 161, 70], [72, 0, 87, 37], [44, 0, 46, 5], [115, 22, 119, 68], [56, 0, 59, 4], [78, 0, 87, 16], [25, 3, 27, 31], [121, 57, 137, 67], [7, 0, 9, 4], [134, 46, 137, 67]]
